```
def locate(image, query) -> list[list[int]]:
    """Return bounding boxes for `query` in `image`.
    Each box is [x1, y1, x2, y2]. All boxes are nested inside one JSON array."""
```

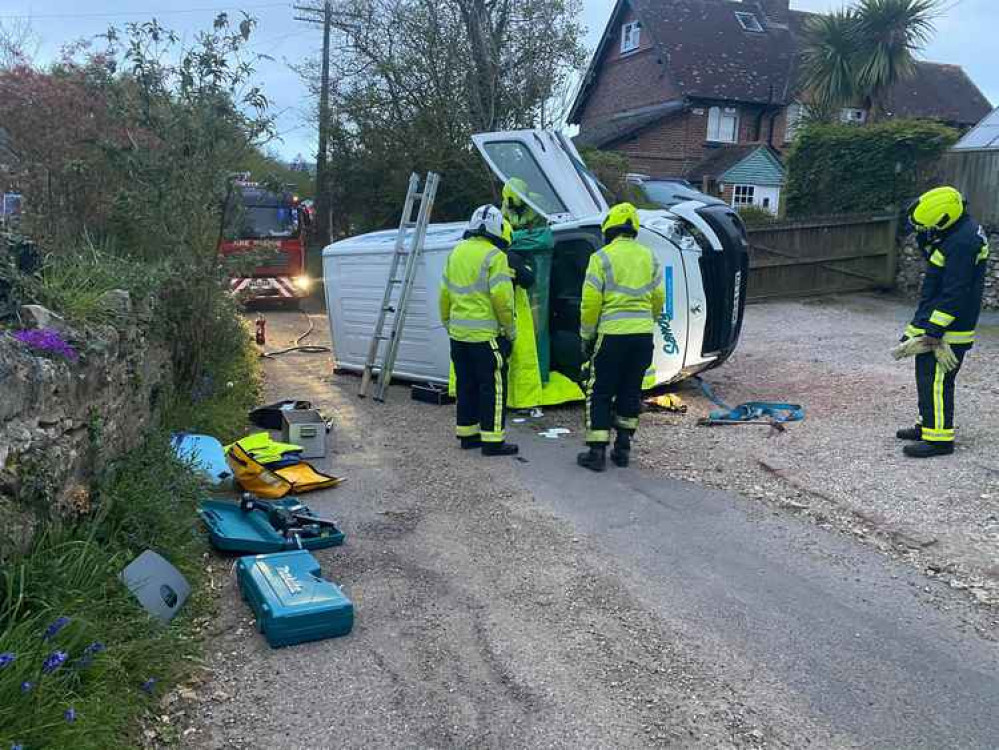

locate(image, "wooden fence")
[[746, 213, 899, 301], [939, 150, 999, 228]]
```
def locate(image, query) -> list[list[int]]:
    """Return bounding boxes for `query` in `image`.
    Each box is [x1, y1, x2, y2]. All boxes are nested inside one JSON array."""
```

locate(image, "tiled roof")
[[883, 61, 992, 127], [573, 100, 687, 149]]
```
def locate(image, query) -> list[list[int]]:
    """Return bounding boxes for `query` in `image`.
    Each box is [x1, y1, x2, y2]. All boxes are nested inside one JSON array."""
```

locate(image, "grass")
[[0, 303, 261, 749]]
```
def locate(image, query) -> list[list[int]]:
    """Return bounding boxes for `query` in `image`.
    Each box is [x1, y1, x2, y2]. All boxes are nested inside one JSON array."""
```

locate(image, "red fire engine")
[[219, 176, 312, 304]]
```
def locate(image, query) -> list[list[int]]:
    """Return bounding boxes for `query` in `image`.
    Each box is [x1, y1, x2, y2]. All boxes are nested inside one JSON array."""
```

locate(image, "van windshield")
[[481, 141, 567, 217]]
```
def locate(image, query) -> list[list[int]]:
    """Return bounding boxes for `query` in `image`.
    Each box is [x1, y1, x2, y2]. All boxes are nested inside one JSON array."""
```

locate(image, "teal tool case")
[[198, 498, 344, 554], [237, 550, 354, 648]]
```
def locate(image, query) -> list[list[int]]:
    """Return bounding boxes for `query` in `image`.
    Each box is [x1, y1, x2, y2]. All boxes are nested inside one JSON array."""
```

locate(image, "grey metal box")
[[281, 409, 327, 459]]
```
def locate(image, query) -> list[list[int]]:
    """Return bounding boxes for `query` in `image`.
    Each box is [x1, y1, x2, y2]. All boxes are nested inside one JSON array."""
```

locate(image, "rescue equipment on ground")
[[281, 409, 327, 459], [359, 171, 440, 401], [226, 435, 343, 499], [198, 496, 344, 554], [172, 433, 233, 490], [237, 549, 354, 648], [259, 312, 332, 358], [694, 376, 804, 428], [120, 550, 190, 623], [249, 399, 314, 430], [644, 393, 687, 413], [411, 382, 455, 405]]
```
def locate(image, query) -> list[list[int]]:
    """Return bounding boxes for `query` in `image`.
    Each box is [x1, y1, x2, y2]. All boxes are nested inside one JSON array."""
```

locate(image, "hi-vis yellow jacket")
[[439, 236, 517, 342], [581, 236, 665, 340]]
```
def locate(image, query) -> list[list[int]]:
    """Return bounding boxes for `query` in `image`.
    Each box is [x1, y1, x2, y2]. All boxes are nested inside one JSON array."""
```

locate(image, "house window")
[[620, 21, 641, 54], [840, 108, 867, 124], [732, 185, 756, 208], [735, 12, 765, 32], [707, 106, 740, 143]]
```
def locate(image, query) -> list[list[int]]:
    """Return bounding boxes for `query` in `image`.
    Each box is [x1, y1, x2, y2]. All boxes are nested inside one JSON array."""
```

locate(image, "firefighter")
[[501, 177, 542, 231], [897, 186, 989, 458], [578, 203, 664, 472], [439, 205, 520, 456]]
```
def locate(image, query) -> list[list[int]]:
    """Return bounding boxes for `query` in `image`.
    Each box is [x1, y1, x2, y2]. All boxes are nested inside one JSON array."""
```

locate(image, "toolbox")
[[281, 409, 327, 459], [237, 550, 354, 648], [198, 498, 344, 554], [410, 382, 454, 405]]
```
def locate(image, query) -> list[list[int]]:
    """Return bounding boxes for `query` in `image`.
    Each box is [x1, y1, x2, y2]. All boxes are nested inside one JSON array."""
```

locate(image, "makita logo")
[[276, 565, 303, 595]]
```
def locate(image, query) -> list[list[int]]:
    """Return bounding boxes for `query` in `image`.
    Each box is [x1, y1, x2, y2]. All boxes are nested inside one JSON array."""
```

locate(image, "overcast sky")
[[4, 0, 996, 160]]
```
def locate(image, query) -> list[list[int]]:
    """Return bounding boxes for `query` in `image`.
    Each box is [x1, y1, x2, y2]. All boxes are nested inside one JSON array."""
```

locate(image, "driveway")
[[179, 304, 999, 750]]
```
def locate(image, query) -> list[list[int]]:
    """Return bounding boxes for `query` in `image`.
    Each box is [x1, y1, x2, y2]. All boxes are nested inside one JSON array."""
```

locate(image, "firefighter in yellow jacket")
[[439, 205, 520, 456], [578, 203, 664, 472]]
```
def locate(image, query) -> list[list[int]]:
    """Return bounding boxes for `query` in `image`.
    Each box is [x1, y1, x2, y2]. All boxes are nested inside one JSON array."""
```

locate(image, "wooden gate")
[[747, 213, 900, 301]]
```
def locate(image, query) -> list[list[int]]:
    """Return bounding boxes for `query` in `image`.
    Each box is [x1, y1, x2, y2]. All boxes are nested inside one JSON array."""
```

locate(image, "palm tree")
[[800, 9, 861, 119], [854, 0, 939, 121], [799, 0, 940, 123]]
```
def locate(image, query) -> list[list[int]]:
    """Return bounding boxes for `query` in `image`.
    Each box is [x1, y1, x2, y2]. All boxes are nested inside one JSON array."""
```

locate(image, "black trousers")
[[451, 338, 510, 443], [585, 333, 654, 445], [915, 343, 971, 443]]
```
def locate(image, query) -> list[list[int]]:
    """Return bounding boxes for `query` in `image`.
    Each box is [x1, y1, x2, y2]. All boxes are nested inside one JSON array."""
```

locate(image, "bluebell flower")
[[43, 616, 71, 641], [74, 641, 106, 669], [64, 706, 77, 723], [20, 681, 33, 693], [141, 677, 157, 694], [0, 652, 15, 669], [42, 650, 68, 674], [12, 743, 24, 750]]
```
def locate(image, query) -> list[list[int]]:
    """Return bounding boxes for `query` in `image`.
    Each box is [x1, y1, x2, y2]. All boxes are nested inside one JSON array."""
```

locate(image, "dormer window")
[[735, 12, 764, 32], [621, 21, 641, 54]]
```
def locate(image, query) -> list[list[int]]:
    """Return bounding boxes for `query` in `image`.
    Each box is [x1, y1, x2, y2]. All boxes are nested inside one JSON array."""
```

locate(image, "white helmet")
[[464, 204, 509, 248]]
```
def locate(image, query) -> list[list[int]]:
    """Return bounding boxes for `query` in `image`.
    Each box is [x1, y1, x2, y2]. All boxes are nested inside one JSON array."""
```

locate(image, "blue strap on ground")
[[693, 377, 805, 423]]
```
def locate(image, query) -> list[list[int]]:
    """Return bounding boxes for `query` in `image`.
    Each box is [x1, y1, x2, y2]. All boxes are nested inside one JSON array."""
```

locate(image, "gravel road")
[[175, 301, 999, 750]]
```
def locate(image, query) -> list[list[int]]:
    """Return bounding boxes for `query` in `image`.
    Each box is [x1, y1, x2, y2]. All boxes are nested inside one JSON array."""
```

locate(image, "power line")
[[0, 3, 290, 22]]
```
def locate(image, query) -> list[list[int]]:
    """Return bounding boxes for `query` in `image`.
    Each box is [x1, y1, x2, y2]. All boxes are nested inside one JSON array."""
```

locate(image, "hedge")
[[785, 119, 959, 217]]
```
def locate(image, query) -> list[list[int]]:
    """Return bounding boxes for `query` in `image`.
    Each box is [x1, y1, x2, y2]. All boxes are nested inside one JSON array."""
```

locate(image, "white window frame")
[[734, 12, 765, 32], [732, 184, 756, 209], [840, 107, 867, 124], [707, 106, 740, 143], [620, 21, 641, 54]]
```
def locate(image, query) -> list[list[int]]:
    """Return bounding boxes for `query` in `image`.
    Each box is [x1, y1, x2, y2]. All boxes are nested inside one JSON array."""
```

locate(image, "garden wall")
[[895, 229, 999, 310], [0, 295, 172, 554]]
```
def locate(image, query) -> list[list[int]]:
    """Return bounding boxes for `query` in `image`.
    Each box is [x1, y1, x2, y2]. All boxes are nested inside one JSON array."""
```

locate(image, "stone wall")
[[0, 295, 172, 555], [895, 229, 999, 310]]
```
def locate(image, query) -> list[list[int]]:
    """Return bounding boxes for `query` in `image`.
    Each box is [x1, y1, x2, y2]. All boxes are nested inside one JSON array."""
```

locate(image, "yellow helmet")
[[502, 178, 529, 208], [909, 186, 964, 233], [601, 202, 640, 239]]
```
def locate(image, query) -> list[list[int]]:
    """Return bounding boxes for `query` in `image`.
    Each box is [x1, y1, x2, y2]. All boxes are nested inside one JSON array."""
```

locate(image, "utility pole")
[[294, 1, 333, 248]]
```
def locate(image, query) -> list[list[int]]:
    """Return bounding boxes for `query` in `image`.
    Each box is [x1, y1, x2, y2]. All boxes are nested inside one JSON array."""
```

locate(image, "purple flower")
[[64, 706, 77, 723], [0, 652, 14, 669], [12, 328, 79, 362], [12, 744, 24, 750], [42, 650, 68, 674], [20, 681, 33, 693], [140, 677, 157, 694], [74, 642, 105, 669], [43, 616, 71, 641]]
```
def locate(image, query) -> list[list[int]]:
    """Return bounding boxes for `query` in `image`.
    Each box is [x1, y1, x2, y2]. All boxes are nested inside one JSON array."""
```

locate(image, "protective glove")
[[581, 337, 596, 360], [891, 336, 933, 360], [934, 341, 959, 373]]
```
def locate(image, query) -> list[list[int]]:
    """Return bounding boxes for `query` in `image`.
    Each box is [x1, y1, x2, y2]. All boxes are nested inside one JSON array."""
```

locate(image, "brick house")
[[570, 0, 993, 214]]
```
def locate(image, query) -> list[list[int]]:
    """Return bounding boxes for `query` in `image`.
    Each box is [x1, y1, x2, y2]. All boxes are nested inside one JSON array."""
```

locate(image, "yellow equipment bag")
[[225, 432, 303, 466], [226, 443, 343, 499]]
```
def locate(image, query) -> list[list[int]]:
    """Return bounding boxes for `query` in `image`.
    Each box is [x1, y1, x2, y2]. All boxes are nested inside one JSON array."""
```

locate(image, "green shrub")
[[785, 119, 959, 217], [737, 205, 780, 227]]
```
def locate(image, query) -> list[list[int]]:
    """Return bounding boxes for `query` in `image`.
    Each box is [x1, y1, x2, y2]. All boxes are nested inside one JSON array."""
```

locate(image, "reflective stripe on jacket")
[[580, 236, 665, 339], [439, 236, 517, 343], [909, 216, 989, 345]]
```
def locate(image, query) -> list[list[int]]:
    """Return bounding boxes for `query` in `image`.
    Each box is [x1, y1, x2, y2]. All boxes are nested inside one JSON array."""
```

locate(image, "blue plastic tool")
[[172, 433, 234, 490], [237, 550, 354, 648]]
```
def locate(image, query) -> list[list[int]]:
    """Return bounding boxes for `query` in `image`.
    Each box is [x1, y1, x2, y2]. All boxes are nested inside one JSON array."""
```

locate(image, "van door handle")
[[690, 303, 703, 314]]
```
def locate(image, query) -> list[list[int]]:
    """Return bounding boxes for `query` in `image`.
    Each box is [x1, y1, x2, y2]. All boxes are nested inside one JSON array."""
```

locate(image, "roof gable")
[[720, 146, 785, 185]]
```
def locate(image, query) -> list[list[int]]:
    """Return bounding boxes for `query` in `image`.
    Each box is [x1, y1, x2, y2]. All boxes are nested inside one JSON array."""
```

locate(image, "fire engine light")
[[293, 275, 311, 292]]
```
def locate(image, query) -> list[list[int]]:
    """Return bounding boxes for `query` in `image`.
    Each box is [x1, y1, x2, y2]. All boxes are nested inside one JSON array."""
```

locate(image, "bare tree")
[[0, 18, 39, 70]]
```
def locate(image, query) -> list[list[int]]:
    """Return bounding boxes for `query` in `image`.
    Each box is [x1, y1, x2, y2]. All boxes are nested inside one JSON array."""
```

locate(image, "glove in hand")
[[934, 341, 959, 373]]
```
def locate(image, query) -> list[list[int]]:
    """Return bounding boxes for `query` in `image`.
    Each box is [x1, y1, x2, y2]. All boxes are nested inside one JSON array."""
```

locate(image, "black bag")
[[249, 400, 313, 430]]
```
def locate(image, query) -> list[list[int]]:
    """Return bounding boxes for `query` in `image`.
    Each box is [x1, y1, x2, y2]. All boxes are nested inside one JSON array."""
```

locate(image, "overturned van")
[[322, 129, 748, 407]]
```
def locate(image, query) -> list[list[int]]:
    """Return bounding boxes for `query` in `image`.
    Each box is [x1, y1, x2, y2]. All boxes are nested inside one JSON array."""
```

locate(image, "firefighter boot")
[[577, 445, 607, 473], [459, 436, 483, 450], [895, 425, 922, 441], [482, 441, 519, 457], [903, 441, 955, 458], [611, 431, 632, 468]]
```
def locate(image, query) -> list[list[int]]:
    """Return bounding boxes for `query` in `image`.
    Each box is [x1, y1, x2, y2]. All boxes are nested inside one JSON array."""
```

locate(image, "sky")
[[3, 0, 996, 160]]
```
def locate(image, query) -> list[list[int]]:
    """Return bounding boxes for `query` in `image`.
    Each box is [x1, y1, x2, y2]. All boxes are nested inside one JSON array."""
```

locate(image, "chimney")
[[758, 0, 790, 24]]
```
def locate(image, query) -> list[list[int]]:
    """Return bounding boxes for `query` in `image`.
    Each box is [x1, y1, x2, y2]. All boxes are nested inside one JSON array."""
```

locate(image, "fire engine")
[[219, 175, 312, 304]]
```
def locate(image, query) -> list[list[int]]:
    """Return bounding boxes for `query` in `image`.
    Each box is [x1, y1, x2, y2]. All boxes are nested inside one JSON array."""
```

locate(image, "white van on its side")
[[322, 130, 748, 392]]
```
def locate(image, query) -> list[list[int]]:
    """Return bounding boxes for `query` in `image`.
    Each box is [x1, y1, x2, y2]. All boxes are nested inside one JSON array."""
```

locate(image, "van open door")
[[471, 130, 609, 224]]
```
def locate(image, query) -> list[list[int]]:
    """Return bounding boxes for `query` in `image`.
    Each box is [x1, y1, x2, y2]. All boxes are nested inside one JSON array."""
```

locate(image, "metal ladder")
[[358, 171, 440, 401]]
